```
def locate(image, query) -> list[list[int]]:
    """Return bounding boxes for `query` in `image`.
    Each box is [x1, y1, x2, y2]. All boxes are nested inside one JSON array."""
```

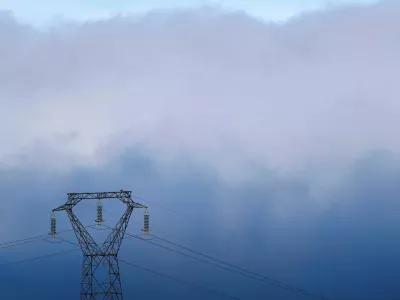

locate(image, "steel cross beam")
[[51, 190, 147, 300], [53, 190, 147, 212]]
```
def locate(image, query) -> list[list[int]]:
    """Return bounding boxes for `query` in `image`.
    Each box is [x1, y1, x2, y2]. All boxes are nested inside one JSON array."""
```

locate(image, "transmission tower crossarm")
[[52, 202, 80, 212], [52, 191, 148, 212], [69, 190, 133, 201], [130, 202, 147, 209]]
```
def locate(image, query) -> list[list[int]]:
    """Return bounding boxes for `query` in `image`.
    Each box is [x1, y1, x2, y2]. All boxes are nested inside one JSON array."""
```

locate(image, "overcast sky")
[[1, 1, 400, 299], [0, 0, 399, 179]]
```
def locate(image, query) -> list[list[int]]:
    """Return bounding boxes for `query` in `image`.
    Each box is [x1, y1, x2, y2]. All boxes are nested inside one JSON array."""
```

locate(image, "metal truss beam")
[[53, 190, 147, 212]]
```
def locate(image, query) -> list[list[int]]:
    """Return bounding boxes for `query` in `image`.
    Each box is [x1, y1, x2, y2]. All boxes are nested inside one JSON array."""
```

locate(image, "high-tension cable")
[[0, 238, 46, 249], [120, 229, 331, 300], [0, 231, 328, 300], [43, 236, 241, 300], [0, 228, 74, 247], [0, 224, 97, 250], [1, 193, 332, 300], [129, 196, 332, 300], [148, 233, 331, 300], [120, 259, 241, 300], [0, 247, 80, 267], [1, 243, 239, 300]]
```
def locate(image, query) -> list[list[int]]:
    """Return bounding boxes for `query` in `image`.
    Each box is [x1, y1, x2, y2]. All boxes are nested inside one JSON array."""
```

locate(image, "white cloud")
[[1, 2, 400, 176]]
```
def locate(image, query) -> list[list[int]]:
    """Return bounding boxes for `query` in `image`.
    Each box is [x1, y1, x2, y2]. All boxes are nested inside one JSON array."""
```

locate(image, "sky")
[[0, 0, 381, 27], [1, 0, 400, 299]]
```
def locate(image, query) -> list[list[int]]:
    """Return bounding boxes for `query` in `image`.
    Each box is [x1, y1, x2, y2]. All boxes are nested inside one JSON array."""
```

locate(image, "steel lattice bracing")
[[53, 190, 146, 212], [51, 190, 148, 300]]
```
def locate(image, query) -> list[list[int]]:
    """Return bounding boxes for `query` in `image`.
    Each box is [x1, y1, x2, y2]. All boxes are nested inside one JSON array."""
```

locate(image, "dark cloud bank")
[[1, 1, 400, 299]]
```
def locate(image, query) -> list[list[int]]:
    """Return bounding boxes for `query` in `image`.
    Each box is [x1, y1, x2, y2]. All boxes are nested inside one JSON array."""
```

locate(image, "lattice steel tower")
[[50, 190, 149, 299]]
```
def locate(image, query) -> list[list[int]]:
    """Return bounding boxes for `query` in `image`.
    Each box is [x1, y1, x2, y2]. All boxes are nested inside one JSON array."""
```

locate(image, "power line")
[[149, 233, 331, 300], [0, 223, 137, 251], [0, 231, 330, 300], [0, 247, 80, 267], [2, 230, 233, 299], [0, 224, 96, 250], [56, 237, 79, 246], [120, 259, 241, 300], [121, 229, 331, 300], [123, 232, 277, 290], [0, 233, 51, 247], [129, 197, 332, 300], [0, 237, 46, 249], [52, 236, 241, 300], [0, 229, 72, 247], [0, 218, 332, 300], [133, 195, 179, 214]]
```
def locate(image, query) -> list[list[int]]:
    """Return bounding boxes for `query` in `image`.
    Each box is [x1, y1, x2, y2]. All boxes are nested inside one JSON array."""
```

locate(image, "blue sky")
[[0, 0, 380, 27], [2, 149, 400, 299]]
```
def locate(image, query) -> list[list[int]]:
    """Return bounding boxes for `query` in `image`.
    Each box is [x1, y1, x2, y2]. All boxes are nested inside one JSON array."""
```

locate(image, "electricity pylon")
[[50, 190, 149, 299]]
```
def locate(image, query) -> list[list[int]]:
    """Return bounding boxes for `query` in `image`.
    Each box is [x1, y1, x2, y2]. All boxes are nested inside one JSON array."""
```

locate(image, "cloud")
[[2, 4, 400, 298], [1, 2, 400, 179], [2, 1, 400, 219]]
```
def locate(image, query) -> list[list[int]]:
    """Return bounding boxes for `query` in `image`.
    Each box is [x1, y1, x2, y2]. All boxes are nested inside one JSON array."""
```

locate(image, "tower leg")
[[80, 254, 123, 299], [105, 255, 123, 299], [80, 255, 98, 299]]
